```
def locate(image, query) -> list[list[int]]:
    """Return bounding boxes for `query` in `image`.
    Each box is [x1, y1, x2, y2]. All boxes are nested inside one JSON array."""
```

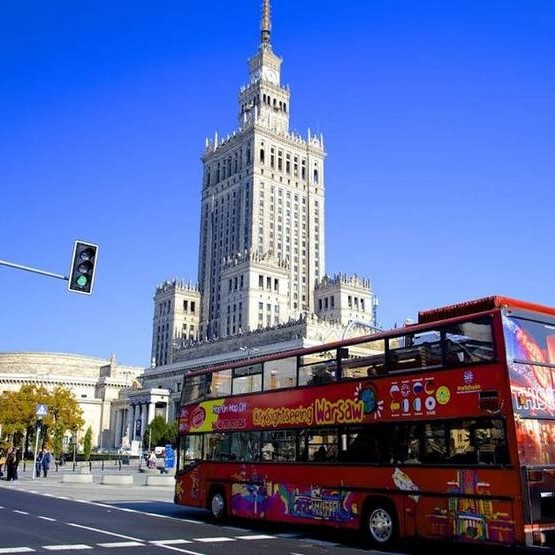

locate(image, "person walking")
[[41, 448, 52, 478], [0, 448, 5, 478], [5, 447, 17, 481], [36, 449, 44, 477], [12, 448, 21, 480]]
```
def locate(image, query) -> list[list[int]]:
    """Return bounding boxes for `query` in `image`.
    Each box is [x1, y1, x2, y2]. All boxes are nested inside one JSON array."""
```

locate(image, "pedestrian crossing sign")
[[36, 403, 48, 417]]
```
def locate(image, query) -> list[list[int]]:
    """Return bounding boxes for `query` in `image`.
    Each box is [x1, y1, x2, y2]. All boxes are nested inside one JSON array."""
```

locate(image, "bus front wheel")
[[209, 489, 227, 521], [362, 501, 398, 549]]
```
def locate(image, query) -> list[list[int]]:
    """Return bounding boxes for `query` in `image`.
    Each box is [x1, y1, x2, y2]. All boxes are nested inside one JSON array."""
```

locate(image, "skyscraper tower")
[[198, 0, 326, 339]]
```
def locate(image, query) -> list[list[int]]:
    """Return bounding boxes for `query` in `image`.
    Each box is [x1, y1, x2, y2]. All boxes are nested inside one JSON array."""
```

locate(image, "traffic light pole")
[[0, 259, 68, 281]]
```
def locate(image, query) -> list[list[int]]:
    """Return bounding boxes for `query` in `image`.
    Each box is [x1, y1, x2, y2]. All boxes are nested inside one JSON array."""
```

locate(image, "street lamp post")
[[72, 431, 77, 470]]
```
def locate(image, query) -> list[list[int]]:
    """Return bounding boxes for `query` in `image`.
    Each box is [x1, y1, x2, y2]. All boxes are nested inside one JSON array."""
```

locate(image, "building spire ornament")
[[260, 0, 271, 47]]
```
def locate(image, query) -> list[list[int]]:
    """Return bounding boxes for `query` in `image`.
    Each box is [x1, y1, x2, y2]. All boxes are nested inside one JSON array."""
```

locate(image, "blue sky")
[[1, 0, 554, 368]]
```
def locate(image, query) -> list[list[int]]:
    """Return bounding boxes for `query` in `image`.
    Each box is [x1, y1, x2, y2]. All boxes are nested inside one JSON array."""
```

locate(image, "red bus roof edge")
[[418, 295, 555, 324]]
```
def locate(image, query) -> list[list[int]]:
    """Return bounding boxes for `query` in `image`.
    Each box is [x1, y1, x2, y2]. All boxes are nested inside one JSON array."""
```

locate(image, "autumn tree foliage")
[[0, 384, 84, 456]]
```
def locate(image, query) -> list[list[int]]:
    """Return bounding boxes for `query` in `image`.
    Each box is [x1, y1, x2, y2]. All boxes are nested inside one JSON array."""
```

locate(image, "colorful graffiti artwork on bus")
[[444, 469, 515, 543], [230, 480, 358, 523], [273, 483, 358, 523]]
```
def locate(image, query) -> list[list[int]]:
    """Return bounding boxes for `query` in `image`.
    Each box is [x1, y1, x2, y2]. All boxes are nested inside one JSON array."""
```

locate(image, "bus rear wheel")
[[209, 489, 227, 521], [362, 501, 398, 549]]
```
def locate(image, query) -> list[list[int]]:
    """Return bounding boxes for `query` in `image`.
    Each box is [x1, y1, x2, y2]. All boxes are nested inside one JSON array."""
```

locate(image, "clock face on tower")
[[262, 67, 278, 84], [251, 68, 262, 83]]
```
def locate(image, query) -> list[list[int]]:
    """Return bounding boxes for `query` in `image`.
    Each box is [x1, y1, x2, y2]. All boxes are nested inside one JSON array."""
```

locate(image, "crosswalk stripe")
[[192, 537, 235, 542], [150, 539, 194, 545], [43, 545, 92, 551], [235, 535, 276, 540], [96, 542, 144, 548]]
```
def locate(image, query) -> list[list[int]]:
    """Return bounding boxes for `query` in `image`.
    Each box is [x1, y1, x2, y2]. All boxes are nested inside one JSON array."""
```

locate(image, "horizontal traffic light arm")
[[0, 258, 67, 280]]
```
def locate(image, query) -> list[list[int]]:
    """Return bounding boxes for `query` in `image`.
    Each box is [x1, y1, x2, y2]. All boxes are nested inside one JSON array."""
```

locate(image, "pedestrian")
[[36, 448, 44, 477], [0, 448, 5, 478], [147, 450, 157, 469], [12, 448, 21, 480], [5, 447, 17, 481], [41, 448, 52, 478]]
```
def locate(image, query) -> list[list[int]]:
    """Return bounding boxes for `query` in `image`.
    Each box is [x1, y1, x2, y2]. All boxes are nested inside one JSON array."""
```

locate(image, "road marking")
[[192, 537, 235, 543], [235, 535, 276, 540], [0, 548, 35, 553], [151, 547, 205, 555], [96, 542, 144, 548], [43, 545, 92, 551], [150, 540, 194, 545], [13, 510, 29, 515], [38, 516, 57, 521], [67, 522, 142, 541]]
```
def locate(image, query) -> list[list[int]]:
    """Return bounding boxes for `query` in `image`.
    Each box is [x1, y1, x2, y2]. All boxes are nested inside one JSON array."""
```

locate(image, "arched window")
[[260, 148, 265, 163]]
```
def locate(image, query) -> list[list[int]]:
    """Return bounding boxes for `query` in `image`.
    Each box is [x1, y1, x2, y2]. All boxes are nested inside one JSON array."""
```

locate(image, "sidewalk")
[[0, 464, 175, 503]]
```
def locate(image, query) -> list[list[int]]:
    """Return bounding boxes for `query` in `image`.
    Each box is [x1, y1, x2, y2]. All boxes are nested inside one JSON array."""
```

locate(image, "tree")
[[48, 386, 85, 458], [0, 384, 84, 458], [83, 427, 92, 461], [143, 416, 177, 450]]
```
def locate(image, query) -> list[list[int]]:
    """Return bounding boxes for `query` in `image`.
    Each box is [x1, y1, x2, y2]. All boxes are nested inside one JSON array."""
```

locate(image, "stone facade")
[[0, 352, 143, 450]]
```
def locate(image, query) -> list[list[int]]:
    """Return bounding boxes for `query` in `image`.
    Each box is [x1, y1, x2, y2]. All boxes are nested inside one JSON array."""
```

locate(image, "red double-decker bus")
[[174, 296, 555, 548]]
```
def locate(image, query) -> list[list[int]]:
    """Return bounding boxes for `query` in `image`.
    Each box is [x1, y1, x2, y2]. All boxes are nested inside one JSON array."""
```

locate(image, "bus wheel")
[[209, 489, 226, 521], [362, 501, 398, 548]]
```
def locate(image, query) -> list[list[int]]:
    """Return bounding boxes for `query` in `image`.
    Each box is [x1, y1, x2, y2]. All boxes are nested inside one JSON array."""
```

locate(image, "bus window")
[[473, 420, 508, 465], [230, 431, 261, 461], [232, 363, 262, 394], [210, 368, 232, 397], [261, 430, 296, 461], [394, 424, 422, 464], [180, 434, 203, 468], [448, 419, 508, 465], [206, 432, 232, 461], [388, 330, 442, 372], [299, 350, 337, 386], [181, 373, 211, 404], [343, 425, 392, 463], [341, 338, 386, 378], [307, 364, 336, 385], [445, 317, 495, 364], [422, 422, 447, 464], [264, 357, 296, 390], [307, 428, 338, 462]]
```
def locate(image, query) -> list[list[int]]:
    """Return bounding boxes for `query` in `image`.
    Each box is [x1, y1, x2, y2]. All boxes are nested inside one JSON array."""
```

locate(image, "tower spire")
[[260, 0, 271, 47]]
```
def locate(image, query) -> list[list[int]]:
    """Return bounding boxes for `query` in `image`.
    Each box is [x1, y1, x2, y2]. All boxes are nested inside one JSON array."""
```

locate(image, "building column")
[[141, 404, 148, 439], [114, 409, 121, 446], [147, 401, 155, 426], [132, 404, 139, 440]]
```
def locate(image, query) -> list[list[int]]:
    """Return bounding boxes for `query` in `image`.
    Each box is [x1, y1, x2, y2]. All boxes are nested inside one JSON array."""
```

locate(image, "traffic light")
[[68, 240, 98, 294]]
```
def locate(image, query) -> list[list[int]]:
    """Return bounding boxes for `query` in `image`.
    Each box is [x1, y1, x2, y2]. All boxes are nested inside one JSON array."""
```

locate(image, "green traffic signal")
[[68, 241, 98, 295], [76, 275, 88, 287]]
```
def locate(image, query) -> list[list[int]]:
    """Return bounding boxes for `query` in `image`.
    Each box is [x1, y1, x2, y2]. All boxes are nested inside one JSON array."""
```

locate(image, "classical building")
[[0, 352, 143, 451]]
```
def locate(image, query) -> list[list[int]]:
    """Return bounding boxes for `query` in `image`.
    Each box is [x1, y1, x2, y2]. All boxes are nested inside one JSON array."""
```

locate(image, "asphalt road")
[[0, 467, 386, 554], [0, 466, 552, 555]]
